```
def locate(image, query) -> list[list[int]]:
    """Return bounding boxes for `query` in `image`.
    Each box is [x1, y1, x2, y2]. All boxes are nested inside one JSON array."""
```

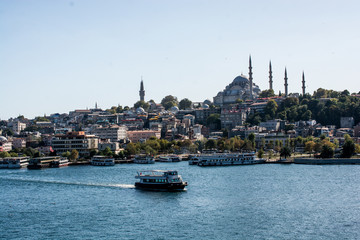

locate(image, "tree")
[[259, 89, 275, 98], [342, 139, 355, 158], [70, 149, 79, 161], [103, 147, 113, 156], [280, 146, 291, 159], [206, 114, 221, 130], [179, 98, 192, 110], [247, 133, 256, 149], [161, 95, 178, 110], [320, 144, 334, 158], [305, 141, 315, 155], [62, 151, 71, 158], [257, 148, 264, 158], [355, 144, 360, 154], [264, 99, 278, 119], [125, 142, 138, 156], [35, 116, 50, 122], [0, 152, 11, 158], [134, 101, 150, 111], [205, 139, 217, 149]]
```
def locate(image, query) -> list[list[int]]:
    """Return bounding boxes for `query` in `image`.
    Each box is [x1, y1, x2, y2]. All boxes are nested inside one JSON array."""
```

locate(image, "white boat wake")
[[0, 177, 135, 189]]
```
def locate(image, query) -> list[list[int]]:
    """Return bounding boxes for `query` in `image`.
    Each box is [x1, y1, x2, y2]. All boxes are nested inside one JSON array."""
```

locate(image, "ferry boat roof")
[[137, 170, 178, 176]]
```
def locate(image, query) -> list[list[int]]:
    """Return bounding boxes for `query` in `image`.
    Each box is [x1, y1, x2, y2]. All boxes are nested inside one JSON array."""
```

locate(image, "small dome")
[[136, 107, 145, 114], [170, 106, 179, 113], [203, 99, 212, 105], [0, 136, 7, 142], [203, 104, 209, 109]]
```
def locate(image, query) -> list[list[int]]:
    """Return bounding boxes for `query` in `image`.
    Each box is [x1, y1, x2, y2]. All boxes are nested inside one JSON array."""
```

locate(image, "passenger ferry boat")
[[0, 158, 9, 168], [49, 158, 69, 168], [188, 155, 200, 165], [197, 152, 258, 166], [90, 155, 115, 166], [158, 155, 181, 162], [27, 156, 61, 169], [134, 155, 155, 164], [135, 170, 187, 191], [7, 157, 29, 169]]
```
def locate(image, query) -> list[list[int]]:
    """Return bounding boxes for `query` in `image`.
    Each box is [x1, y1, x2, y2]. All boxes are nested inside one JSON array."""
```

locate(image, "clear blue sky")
[[1, 0, 360, 119]]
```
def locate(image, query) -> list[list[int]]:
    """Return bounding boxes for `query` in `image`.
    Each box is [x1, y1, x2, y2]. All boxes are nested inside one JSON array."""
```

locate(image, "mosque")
[[213, 56, 260, 106], [213, 56, 307, 106]]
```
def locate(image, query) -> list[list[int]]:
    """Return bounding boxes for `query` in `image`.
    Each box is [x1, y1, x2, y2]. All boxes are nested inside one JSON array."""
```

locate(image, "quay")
[[294, 158, 360, 165]]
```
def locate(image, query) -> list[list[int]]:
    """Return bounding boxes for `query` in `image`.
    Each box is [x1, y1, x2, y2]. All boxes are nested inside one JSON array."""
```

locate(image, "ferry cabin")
[[90, 155, 115, 166], [197, 152, 257, 166]]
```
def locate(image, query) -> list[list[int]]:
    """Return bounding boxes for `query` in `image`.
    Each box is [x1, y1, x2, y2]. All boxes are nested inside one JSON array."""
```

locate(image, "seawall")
[[294, 158, 360, 165]]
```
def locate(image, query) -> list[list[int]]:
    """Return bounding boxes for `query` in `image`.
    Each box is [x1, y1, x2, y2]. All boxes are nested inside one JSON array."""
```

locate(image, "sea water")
[[1, 162, 360, 239]]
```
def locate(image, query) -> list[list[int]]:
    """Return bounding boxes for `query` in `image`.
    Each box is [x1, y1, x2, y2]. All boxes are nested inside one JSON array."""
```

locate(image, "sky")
[[1, 0, 360, 119]]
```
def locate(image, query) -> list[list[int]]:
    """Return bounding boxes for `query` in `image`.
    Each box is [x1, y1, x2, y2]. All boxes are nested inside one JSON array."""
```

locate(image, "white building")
[[12, 121, 26, 134], [92, 125, 127, 142], [259, 119, 281, 132], [51, 131, 99, 157]]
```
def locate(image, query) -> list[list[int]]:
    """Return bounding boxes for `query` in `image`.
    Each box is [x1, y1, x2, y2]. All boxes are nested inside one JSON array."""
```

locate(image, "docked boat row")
[[189, 152, 265, 166], [0, 157, 30, 169]]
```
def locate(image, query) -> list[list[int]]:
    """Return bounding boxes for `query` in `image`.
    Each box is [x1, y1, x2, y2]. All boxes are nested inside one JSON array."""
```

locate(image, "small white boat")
[[50, 158, 69, 168], [134, 155, 155, 164], [90, 155, 115, 166], [158, 155, 181, 162]]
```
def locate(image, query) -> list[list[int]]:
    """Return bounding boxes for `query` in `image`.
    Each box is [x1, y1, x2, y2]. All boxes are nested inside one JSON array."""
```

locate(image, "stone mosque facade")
[[213, 74, 261, 106], [214, 56, 261, 106]]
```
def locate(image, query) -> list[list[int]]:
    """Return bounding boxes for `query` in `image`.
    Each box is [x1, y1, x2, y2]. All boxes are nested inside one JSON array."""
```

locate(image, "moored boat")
[[158, 155, 181, 162], [7, 157, 29, 169], [188, 155, 200, 165], [90, 155, 115, 166], [134, 155, 155, 164], [50, 157, 69, 168], [27, 157, 61, 169], [0, 158, 9, 169], [135, 170, 187, 191], [197, 152, 258, 166]]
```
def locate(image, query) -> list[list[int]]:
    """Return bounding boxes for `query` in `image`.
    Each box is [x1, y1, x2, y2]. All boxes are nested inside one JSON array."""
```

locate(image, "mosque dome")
[[203, 104, 210, 109], [0, 136, 7, 142], [136, 107, 145, 114], [233, 75, 249, 84], [203, 99, 212, 106], [170, 106, 179, 113]]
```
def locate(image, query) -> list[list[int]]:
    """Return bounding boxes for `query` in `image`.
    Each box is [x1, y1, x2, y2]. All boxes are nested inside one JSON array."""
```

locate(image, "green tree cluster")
[[246, 89, 360, 127], [161, 95, 178, 110]]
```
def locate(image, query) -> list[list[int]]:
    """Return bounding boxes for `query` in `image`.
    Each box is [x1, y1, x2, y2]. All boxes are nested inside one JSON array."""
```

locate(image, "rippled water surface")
[[1, 162, 360, 239]]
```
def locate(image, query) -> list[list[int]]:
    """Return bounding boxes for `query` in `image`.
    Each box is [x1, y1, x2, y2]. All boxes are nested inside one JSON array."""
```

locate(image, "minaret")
[[302, 71, 306, 95], [269, 61, 273, 91], [249, 55, 253, 99], [284, 68, 288, 97], [139, 77, 145, 102]]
